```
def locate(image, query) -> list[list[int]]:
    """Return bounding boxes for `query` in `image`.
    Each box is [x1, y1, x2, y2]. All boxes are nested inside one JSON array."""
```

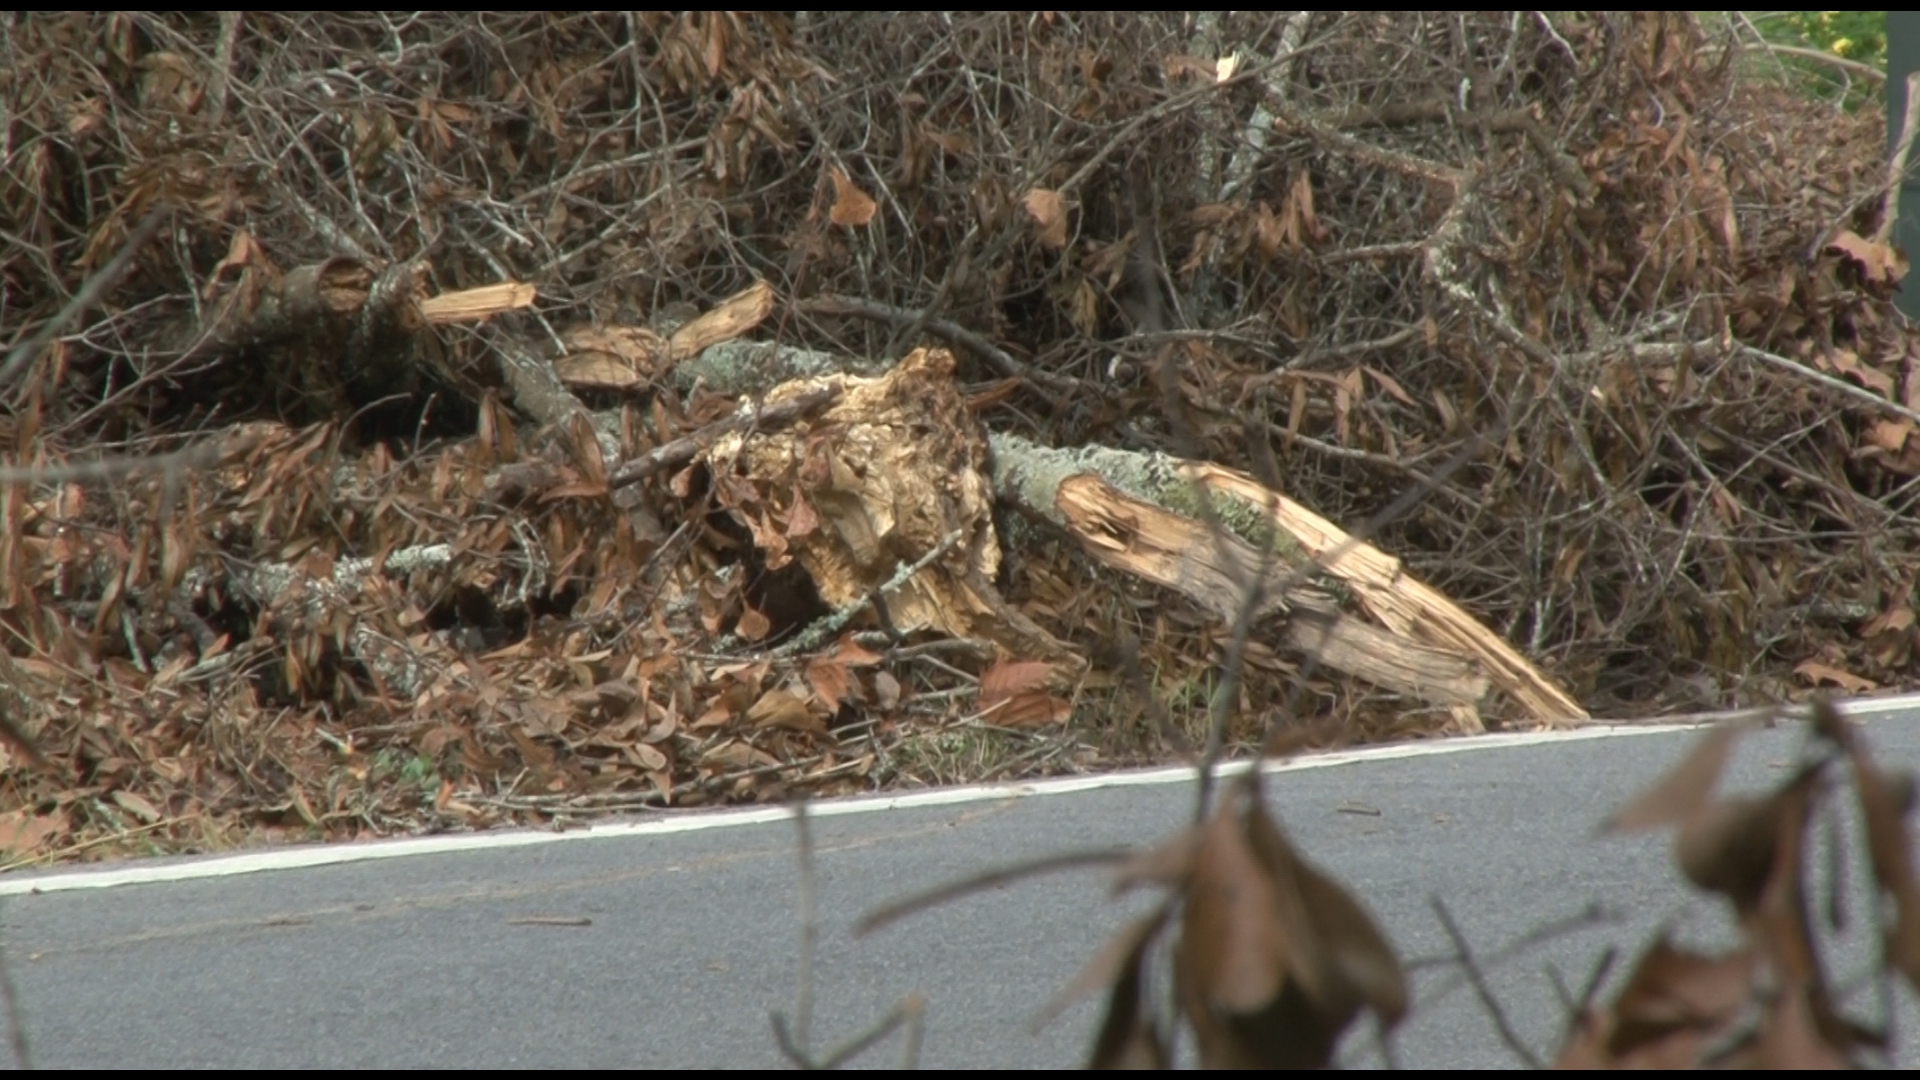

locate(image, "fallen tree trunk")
[[989, 433, 1587, 728], [1047, 470, 1489, 707], [1189, 463, 1587, 725]]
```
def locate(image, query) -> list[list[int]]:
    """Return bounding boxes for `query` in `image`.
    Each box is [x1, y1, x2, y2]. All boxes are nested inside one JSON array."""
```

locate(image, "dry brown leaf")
[[204, 228, 265, 299], [1179, 799, 1290, 1013], [1084, 914, 1170, 1069], [747, 688, 821, 733], [872, 669, 902, 709], [830, 637, 885, 667], [1676, 796, 1786, 912], [1252, 201, 1284, 258], [1827, 229, 1906, 284], [1562, 937, 1755, 1068], [1161, 53, 1217, 82], [629, 742, 669, 771], [979, 659, 1054, 702], [1822, 349, 1896, 399], [111, 788, 163, 823], [691, 694, 738, 730], [0, 807, 66, 856], [647, 769, 675, 804], [828, 166, 877, 227], [1676, 766, 1821, 914], [1552, 1009, 1617, 1069], [805, 655, 851, 707], [1112, 825, 1202, 891], [1864, 418, 1913, 454], [1259, 812, 1408, 1031], [1793, 660, 1878, 695], [565, 412, 608, 488], [1808, 696, 1855, 747], [0, 700, 50, 773], [702, 739, 780, 770], [1023, 188, 1068, 249], [988, 689, 1073, 727], [1860, 605, 1917, 639], [1281, 171, 1326, 245], [1753, 985, 1854, 1068], [1364, 365, 1417, 408], [734, 605, 771, 641], [1605, 718, 1750, 832], [1612, 937, 1755, 1034], [785, 490, 819, 539]]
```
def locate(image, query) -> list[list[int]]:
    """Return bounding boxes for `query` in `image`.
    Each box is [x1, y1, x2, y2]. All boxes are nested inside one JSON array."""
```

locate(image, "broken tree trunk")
[[179, 247, 534, 424], [1188, 463, 1587, 724], [1047, 468, 1489, 708], [705, 347, 1080, 671], [989, 433, 1588, 729]]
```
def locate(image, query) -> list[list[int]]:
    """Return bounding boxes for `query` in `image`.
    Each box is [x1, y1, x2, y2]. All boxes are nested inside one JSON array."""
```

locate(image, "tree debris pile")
[[0, 13, 1914, 859]]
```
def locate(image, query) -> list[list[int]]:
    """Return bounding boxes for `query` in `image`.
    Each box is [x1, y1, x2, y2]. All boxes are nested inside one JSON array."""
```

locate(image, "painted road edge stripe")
[[5, 694, 1915, 895]]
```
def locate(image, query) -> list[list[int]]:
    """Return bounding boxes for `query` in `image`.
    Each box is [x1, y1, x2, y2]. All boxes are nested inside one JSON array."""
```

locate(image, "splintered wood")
[[980, 426, 1586, 728], [708, 347, 1076, 668], [553, 281, 776, 390], [1053, 474, 1489, 707], [418, 281, 537, 323]]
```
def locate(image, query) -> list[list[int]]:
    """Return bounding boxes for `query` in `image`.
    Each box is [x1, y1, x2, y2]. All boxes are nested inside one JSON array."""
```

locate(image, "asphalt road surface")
[[5, 702, 1920, 1069]]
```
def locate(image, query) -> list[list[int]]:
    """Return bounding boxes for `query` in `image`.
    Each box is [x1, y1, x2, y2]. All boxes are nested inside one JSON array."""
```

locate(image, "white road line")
[[5, 695, 1915, 896]]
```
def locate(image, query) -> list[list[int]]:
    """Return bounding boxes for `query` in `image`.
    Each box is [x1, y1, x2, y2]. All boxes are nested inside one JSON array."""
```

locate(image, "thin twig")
[[205, 11, 245, 129], [855, 848, 1131, 936], [1876, 71, 1920, 246], [1575, 945, 1620, 1014], [791, 801, 818, 1061], [1431, 896, 1548, 1069], [1054, 57, 1284, 201], [0, 900, 28, 1071], [897, 994, 925, 1070], [1744, 41, 1887, 83], [773, 992, 926, 1071], [819, 994, 924, 1070], [1741, 344, 1920, 429], [800, 294, 1077, 394], [0, 204, 167, 393], [0, 437, 225, 487], [608, 384, 842, 490]]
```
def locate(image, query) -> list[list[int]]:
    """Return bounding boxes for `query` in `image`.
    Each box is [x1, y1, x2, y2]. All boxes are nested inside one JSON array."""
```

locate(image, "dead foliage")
[[1565, 700, 1920, 1067], [839, 699, 1918, 1068], [0, 12, 1915, 859]]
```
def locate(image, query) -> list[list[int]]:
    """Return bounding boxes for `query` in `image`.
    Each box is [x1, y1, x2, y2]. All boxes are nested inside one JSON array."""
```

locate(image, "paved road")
[[4, 706, 1920, 1069]]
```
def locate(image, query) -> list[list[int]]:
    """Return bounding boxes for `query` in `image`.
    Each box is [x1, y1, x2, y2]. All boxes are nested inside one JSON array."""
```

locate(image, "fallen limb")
[[991, 432, 1585, 725], [1191, 463, 1587, 724], [1050, 472, 1488, 705], [609, 384, 842, 490]]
